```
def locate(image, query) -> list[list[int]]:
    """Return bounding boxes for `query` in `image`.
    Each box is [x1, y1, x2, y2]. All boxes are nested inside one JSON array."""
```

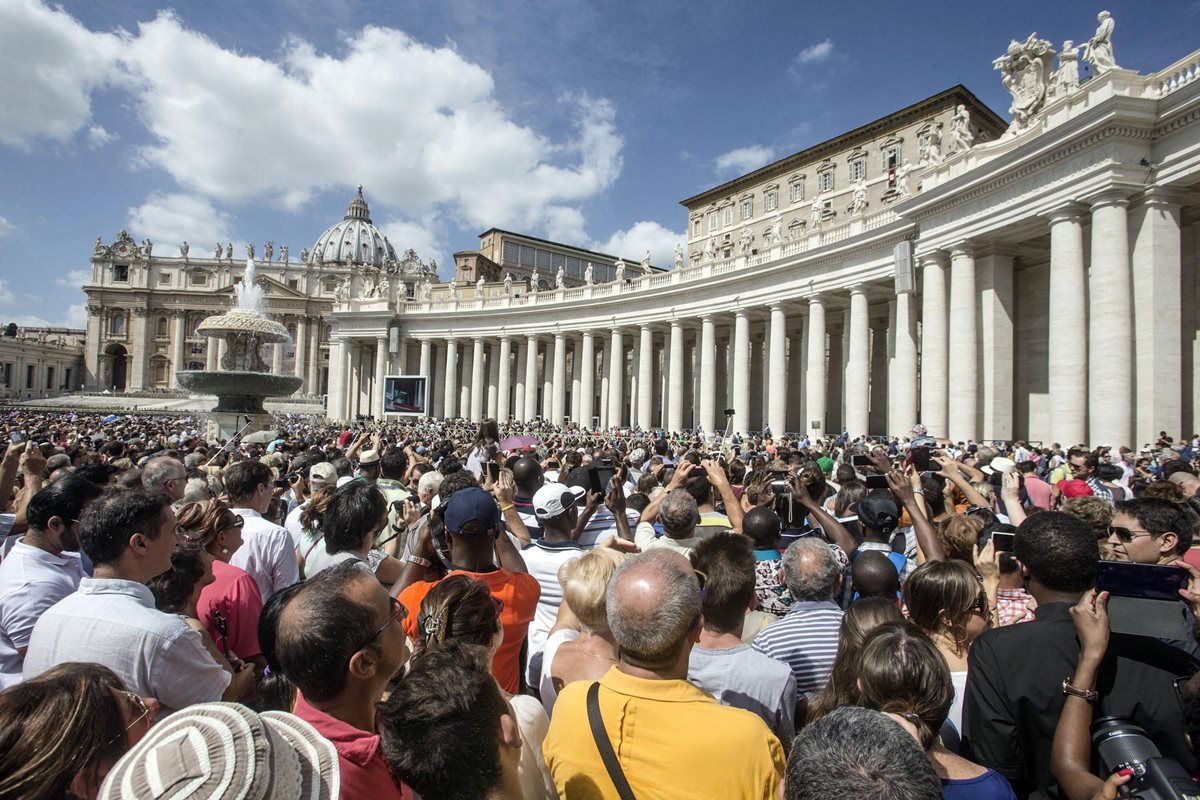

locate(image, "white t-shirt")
[[229, 508, 300, 602], [0, 541, 84, 688], [509, 694, 557, 800], [521, 539, 585, 687], [538, 628, 580, 717]]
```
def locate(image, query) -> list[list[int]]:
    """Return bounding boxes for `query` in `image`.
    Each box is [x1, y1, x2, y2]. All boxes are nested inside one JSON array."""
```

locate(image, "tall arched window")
[[156, 316, 169, 338], [112, 313, 126, 337]]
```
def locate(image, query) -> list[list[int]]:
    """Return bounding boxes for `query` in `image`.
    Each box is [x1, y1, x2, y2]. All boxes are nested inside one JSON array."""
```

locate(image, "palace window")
[[190, 272, 207, 287], [503, 241, 520, 265], [158, 272, 171, 286], [111, 314, 126, 337], [882, 144, 902, 170], [26, 365, 34, 389], [789, 180, 805, 204], [707, 212, 718, 232], [156, 316, 168, 338], [323, 277, 338, 293], [740, 199, 753, 220], [46, 367, 54, 390], [692, 218, 701, 236], [818, 170, 834, 193], [287, 279, 299, 290], [113, 265, 129, 282], [722, 206, 733, 227], [849, 157, 866, 183], [764, 190, 778, 212]]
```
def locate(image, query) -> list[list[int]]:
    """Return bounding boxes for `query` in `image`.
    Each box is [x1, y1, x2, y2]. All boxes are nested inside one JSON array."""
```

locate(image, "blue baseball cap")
[[442, 487, 500, 535]]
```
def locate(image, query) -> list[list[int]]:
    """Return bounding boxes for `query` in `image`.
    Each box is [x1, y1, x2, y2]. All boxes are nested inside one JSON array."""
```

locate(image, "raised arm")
[[790, 473, 857, 557], [886, 468, 944, 562], [702, 459, 744, 532], [935, 456, 990, 509]]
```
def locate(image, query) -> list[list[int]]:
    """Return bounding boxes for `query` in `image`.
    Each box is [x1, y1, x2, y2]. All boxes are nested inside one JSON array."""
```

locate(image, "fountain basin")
[[176, 370, 303, 414]]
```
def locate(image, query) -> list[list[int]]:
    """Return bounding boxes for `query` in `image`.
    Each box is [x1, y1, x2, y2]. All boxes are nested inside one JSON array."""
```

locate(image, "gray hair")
[[141, 456, 185, 492], [658, 489, 699, 537], [781, 538, 840, 601], [785, 706, 942, 800], [179, 477, 212, 505], [606, 549, 700, 665], [417, 470, 444, 500]]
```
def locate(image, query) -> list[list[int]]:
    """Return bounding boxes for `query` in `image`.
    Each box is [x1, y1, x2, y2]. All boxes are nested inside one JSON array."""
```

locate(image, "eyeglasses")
[[107, 691, 152, 748], [969, 591, 990, 615], [359, 595, 408, 652], [221, 516, 245, 532], [1107, 525, 1156, 543]]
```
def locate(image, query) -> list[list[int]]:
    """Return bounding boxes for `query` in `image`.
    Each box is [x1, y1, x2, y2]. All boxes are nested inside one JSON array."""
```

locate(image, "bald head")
[[1169, 472, 1200, 498], [511, 456, 543, 495], [141, 456, 187, 501], [607, 549, 700, 665]]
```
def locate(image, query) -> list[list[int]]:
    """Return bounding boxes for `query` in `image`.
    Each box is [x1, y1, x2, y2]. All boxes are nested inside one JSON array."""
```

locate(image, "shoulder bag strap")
[[586, 681, 637, 800]]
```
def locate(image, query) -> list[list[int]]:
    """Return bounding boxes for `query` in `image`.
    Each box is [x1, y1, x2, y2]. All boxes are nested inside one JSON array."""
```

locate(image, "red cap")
[[1059, 479, 1094, 499]]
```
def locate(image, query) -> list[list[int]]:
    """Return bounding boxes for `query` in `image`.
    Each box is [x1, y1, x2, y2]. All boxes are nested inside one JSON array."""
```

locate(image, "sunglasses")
[[359, 596, 408, 653], [1107, 525, 1156, 543], [107, 691, 152, 748]]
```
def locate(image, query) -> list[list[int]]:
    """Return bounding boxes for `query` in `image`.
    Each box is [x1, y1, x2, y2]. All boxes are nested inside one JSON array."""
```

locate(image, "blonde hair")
[[559, 548, 626, 632], [937, 514, 984, 563]]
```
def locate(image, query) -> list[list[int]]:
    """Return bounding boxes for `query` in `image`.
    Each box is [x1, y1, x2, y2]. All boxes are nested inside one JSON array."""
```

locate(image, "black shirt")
[[962, 601, 1199, 800]]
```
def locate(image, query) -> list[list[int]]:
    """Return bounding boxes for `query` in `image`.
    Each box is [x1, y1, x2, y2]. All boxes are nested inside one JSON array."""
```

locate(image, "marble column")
[[667, 321, 685, 432], [766, 304, 788, 437], [1089, 193, 1133, 447], [373, 337, 388, 417], [637, 325, 654, 430], [570, 339, 582, 423], [1047, 207, 1088, 446], [444, 339, 458, 419], [599, 338, 610, 426], [1130, 190, 1183, 445], [552, 332, 567, 424], [171, 313, 186, 384], [460, 348, 472, 420], [749, 334, 765, 432], [523, 336, 538, 421], [294, 318, 308, 390], [497, 337, 512, 421], [541, 341, 553, 420], [272, 341, 284, 376], [846, 288, 870, 438], [470, 338, 485, 422], [977, 250, 1014, 442], [699, 316, 717, 433], [129, 311, 148, 390], [806, 296, 827, 439], [431, 343, 445, 418], [327, 339, 346, 420], [892, 291, 919, 437], [580, 331, 596, 428], [948, 245, 977, 442], [787, 327, 805, 434], [919, 253, 949, 439], [728, 310, 748, 435], [307, 322, 320, 396], [870, 316, 889, 435], [608, 328, 625, 428], [419, 340, 432, 377]]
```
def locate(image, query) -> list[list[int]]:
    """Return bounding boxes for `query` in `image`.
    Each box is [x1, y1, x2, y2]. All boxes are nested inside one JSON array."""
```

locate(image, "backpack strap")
[[586, 682, 637, 800]]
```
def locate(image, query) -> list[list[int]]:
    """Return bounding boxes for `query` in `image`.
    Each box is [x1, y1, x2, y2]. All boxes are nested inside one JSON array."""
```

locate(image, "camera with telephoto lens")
[[1091, 716, 1198, 799]]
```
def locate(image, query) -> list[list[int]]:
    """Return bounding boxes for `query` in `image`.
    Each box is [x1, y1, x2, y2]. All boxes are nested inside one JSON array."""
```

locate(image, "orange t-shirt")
[[399, 568, 540, 693]]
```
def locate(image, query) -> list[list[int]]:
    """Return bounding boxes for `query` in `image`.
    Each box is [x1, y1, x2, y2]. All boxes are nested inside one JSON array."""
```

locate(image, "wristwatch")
[[403, 554, 432, 567], [1061, 677, 1099, 703]]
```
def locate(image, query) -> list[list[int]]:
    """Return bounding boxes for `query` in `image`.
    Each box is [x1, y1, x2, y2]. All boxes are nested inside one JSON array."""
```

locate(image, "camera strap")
[[586, 682, 637, 800]]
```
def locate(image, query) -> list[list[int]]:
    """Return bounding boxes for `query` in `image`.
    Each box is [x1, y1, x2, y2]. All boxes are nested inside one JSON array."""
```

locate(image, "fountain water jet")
[[175, 258, 303, 440]]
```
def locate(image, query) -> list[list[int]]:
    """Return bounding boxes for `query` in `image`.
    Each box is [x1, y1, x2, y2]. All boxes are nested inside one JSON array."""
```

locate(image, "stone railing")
[[1150, 50, 1200, 98]]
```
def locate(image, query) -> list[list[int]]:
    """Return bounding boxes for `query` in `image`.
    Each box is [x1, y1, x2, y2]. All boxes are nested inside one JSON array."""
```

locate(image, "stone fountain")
[[176, 259, 302, 440]]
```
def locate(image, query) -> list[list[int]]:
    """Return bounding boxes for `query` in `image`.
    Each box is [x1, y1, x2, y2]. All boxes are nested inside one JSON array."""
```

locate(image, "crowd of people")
[[1, 407, 1199, 799]]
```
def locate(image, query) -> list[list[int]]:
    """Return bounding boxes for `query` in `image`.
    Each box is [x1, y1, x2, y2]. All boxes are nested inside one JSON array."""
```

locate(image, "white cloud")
[[794, 39, 834, 66], [594, 221, 686, 269], [55, 269, 92, 288], [0, 216, 14, 237], [0, 304, 87, 330], [127, 192, 234, 246], [0, 0, 125, 148], [0, 280, 15, 305], [86, 125, 116, 148], [378, 217, 449, 278], [714, 145, 774, 175], [115, 15, 622, 237]]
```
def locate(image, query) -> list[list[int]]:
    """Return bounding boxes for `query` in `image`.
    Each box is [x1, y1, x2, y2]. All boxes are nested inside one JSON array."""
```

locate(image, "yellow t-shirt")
[[544, 665, 785, 800]]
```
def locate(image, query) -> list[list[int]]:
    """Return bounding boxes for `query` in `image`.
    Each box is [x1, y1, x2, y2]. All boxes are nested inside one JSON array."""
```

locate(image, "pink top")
[[197, 559, 264, 659], [1023, 475, 1054, 511]]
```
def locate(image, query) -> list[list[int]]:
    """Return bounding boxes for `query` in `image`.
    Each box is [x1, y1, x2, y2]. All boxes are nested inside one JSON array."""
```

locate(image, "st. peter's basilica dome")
[[308, 186, 396, 269]]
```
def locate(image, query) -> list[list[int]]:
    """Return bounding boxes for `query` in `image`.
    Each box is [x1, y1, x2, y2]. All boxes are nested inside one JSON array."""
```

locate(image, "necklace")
[[570, 639, 617, 662]]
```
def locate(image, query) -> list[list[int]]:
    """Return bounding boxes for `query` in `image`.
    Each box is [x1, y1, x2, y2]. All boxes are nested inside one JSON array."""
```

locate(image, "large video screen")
[[383, 375, 428, 416]]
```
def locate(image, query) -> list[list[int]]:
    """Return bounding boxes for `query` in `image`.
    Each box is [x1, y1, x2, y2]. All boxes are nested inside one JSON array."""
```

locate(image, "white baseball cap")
[[532, 484, 586, 520]]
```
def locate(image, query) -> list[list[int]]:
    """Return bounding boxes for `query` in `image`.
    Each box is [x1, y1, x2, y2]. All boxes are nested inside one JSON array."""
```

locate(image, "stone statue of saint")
[[377, 273, 390, 299], [810, 194, 824, 228], [895, 162, 914, 198], [476, 276, 486, 296], [555, 267, 565, 289], [850, 182, 868, 215], [738, 225, 754, 255], [300, 247, 309, 263], [530, 268, 539, 293], [448, 281, 458, 300], [180, 241, 189, 259], [93, 237, 105, 257], [280, 245, 288, 264], [246, 242, 255, 260], [584, 262, 594, 285], [214, 242, 223, 260], [1053, 40, 1081, 95], [674, 243, 684, 269], [313, 247, 323, 266], [640, 249, 651, 274], [263, 241, 274, 262], [919, 125, 943, 164], [614, 259, 625, 282], [769, 215, 783, 244], [142, 239, 153, 258], [950, 105, 974, 151], [1084, 11, 1117, 74], [225, 242, 233, 260], [335, 279, 349, 303], [702, 238, 717, 263], [504, 273, 513, 294], [360, 270, 377, 299]]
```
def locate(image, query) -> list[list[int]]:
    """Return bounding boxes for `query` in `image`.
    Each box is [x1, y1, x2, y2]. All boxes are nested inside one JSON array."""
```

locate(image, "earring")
[[222, 548, 229, 555]]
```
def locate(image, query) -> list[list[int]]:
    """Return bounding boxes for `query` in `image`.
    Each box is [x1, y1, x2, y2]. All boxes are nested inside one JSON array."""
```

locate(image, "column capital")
[[1043, 203, 1088, 225], [848, 283, 869, 297], [1131, 185, 1189, 209], [1085, 188, 1132, 210], [767, 301, 785, 313], [916, 251, 950, 268], [807, 293, 827, 307], [948, 242, 976, 259]]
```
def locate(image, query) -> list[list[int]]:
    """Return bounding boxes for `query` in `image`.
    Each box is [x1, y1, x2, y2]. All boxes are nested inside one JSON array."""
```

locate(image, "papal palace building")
[[83, 14, 1200, 448]]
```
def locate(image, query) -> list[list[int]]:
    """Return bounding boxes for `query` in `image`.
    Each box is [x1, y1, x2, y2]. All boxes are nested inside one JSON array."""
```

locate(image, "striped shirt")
[[751, 599, 844, 698]]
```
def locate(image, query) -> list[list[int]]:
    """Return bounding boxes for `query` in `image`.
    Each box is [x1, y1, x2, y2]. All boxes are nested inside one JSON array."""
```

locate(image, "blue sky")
[[1, 0, 1197, 328]]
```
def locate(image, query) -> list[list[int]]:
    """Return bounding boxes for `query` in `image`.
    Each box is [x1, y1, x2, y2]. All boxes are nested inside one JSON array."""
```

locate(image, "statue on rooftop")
[[1052, 40, 1081, 96], [477, 276, 486, 296], [246, 242, 254, 260], [555, 267, 565, 289], [1084, 11, 1118, 74], [142, 239, 153, 258], [810, 194, 823, 228], [180, 241, 189, 260], [850, 182, 868, 216], [530, 267, 539, 293], [950, 105, 974, 152], [702, 238, 717, 263], [504, 273, 513, 294], [994, 33, 1056, 135], [640, 249, 651, 274], [584, 262, 594, 285], [263, 241, 274, 262], [280, 245, 288, 264], [226, 242, 233, 260], [674, 243, 684, 269], [614, 259, 625, 283]]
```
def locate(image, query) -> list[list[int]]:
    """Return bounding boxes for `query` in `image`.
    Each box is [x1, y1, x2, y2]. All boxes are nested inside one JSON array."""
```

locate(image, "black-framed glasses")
[[359, 596, 408, 652], [106, 691, 151, 748], [1108, 525, 1155, 543]]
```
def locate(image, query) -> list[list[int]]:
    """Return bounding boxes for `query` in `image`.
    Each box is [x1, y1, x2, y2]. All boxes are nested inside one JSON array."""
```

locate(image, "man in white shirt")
[[225, 460, 300, 601], [523, 482, 588, 686], [23, 488, 237, 711], [0, 476, 103, 688]]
